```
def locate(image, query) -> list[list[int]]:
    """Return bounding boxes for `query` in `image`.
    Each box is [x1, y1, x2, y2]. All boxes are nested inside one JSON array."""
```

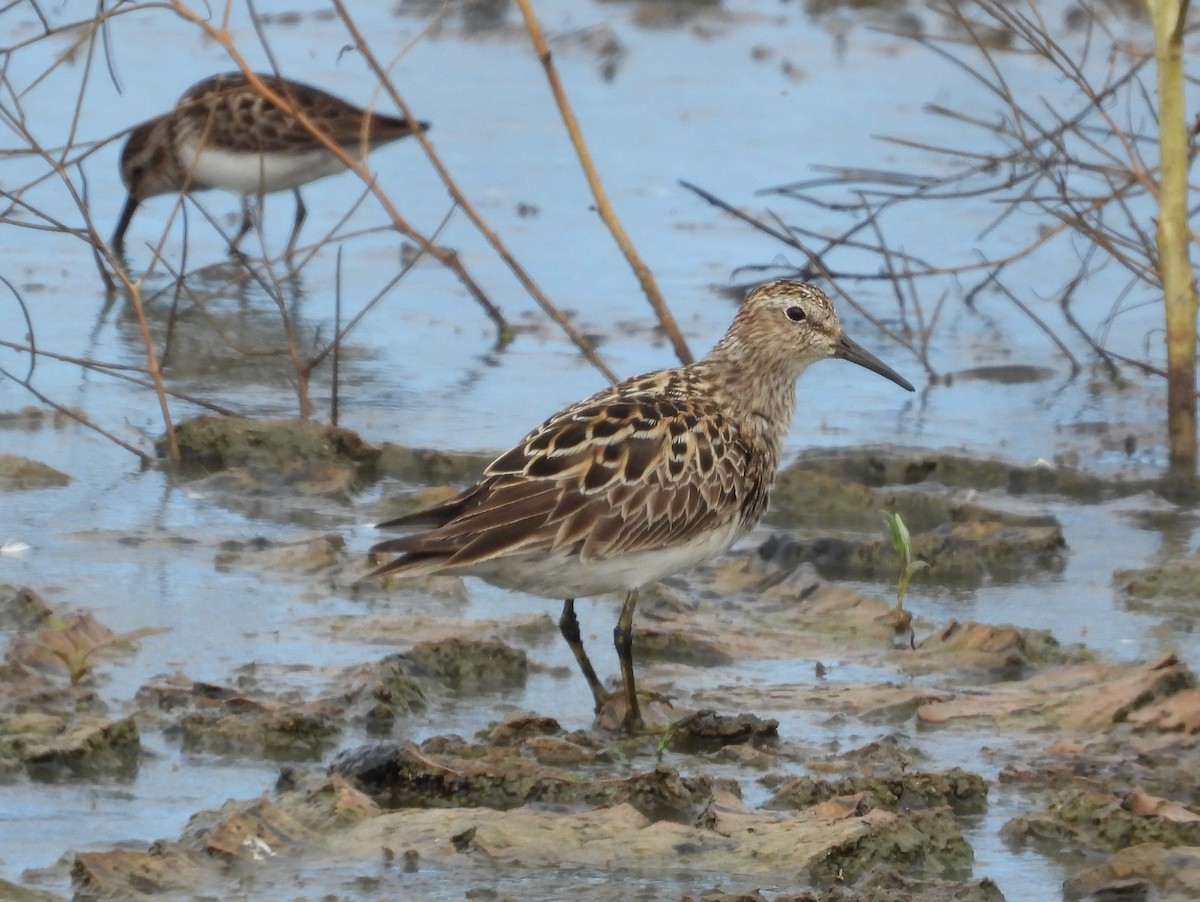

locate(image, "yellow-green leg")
[[613, 588, 642, 732], [559, 599, 608, 713]]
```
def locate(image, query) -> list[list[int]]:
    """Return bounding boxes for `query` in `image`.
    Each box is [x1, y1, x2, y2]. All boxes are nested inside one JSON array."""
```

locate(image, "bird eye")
[[785, 306, 806, 322]]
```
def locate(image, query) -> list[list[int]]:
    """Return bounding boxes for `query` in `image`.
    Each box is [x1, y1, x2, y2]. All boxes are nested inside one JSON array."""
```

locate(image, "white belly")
[[179, 141, 348, 194], [465, 519, 745, 599]]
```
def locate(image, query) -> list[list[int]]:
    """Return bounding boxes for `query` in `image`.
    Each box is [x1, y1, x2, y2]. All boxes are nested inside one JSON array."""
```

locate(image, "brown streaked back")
[[175, 73, 428, 155]]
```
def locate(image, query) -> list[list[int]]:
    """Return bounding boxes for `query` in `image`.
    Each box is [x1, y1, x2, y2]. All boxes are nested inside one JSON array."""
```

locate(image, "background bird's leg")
[[286, 188, 307, 258], [614, 588, 642, 731], [559, 599, 607, 713], [230, 196, 256, 253]]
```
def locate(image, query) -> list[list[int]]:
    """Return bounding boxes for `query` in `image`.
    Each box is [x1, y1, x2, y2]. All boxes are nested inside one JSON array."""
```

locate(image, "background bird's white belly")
[[468, 519, 745, 598], [181, 144, 348, 193]]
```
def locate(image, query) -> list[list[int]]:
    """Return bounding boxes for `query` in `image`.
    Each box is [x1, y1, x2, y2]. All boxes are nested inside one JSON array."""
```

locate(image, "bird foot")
[[594, 688, 674, 734]]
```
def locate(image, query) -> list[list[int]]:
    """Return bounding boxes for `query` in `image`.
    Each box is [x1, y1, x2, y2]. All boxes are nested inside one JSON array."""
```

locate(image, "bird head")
[[723, 280, 915, 391]]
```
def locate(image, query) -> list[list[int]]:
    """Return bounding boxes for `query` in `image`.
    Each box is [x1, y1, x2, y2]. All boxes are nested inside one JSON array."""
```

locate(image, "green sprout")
[[882, 510, 928, 611], [655, 720, 679, 760]]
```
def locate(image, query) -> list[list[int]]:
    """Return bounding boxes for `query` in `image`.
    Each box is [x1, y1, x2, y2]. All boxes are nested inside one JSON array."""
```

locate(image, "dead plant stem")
[[515, 0, 693, 366], [1146, 0, 1197, 486], [326, 0, 618, 382]]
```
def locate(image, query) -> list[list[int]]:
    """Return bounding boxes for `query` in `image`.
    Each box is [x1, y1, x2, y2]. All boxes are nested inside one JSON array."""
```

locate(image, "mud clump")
[[0, 453, 70, 488], [791, 447, 1155, 502], [758, 521, 1065, 589], [176, 706, 339, 761], [406, 636, 528, 692], [478, 714, 609, 767], [1062, 843, 1200, 900], [765, 449, 1160, 588], [375, 442, 493, 487], [664, 709, 779, 752], [767, 768, 988, 816], [762, 734, 987, 819], [634, 628, 737, 666], [1003, 785, 1200, 853], [815, 806, 975, 884], [72, 845, 207, 900], [0, 586, 150, 780], [161, 415, 380, 475], [716, 873, 1005, 902], [214, 533, 346, 574], [908, 620, 1087, 678], [331, 734, 723, 822], [0, 584, 56, 631], [915, 653, 1195, 733], [158, 417, 387, 524], [138, 674, 341, 762], [13, 715, 140, 782], [340, 653, 428, 733], [130, 640, 534, 768], [1115, 553, 1200, 625]]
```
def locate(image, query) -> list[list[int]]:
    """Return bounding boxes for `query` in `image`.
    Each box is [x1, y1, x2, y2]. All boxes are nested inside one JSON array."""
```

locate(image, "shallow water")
[[1, 1, 1195, 898]]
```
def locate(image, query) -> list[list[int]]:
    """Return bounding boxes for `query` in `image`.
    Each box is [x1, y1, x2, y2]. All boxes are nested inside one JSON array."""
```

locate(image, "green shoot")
[[655, 721, 678, 760], [882, 510, 928, 611]]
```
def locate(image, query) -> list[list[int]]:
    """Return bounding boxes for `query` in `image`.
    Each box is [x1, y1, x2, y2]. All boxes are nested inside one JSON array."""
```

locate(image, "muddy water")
[[2, 1, 1195, 900]]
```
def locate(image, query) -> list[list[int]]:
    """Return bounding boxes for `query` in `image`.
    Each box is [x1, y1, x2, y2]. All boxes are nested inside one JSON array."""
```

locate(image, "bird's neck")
[[696, 338, 808, 462]]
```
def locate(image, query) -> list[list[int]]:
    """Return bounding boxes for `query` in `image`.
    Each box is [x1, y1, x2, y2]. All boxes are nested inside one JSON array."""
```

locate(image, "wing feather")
[[182, 74, 418, 156], [370, 373, 765, 579]]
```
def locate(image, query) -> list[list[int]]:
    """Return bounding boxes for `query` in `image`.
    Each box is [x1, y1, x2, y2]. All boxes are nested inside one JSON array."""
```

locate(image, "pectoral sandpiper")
[[368, 280, 914, 732], [112, 72, 428, 255]]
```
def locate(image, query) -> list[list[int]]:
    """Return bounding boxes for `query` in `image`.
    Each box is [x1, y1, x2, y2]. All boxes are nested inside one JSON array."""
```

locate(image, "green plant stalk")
[[655, 722, 677, 759], [1146, 0, 1197, 487], [897, 565, 912, 610], [883, 511, 926, 611]]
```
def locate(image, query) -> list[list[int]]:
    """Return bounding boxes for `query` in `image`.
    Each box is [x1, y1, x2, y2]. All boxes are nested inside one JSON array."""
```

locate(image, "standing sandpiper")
[[368, 280, 914, 732], [112, 72, 428, 255]]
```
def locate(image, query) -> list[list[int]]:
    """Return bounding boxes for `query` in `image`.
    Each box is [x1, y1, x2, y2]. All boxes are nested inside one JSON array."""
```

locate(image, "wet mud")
[[5, 416, 1200, 900]]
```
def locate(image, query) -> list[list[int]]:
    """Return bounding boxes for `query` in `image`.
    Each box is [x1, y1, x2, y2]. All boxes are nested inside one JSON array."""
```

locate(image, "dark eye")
[[786, 306, 806, 322]]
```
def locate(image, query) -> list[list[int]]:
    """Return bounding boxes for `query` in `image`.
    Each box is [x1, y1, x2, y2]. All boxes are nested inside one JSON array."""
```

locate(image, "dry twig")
[[515, 0, 693, 366]]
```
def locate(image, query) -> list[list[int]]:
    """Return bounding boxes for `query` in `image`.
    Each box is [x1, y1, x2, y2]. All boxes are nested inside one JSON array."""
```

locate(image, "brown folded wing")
[[179, 74, 420, 154], [368, 387, 760, 578]]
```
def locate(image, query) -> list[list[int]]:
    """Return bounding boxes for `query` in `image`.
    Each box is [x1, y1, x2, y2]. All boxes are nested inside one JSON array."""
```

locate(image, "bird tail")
[[366, 486, 480, 579], [365, 543, 450, 580]]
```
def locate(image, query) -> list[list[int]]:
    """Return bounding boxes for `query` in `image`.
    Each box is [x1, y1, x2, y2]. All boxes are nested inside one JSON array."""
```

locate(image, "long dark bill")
[[836, 334, 915, 392], [111, 192, 140, 251]]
